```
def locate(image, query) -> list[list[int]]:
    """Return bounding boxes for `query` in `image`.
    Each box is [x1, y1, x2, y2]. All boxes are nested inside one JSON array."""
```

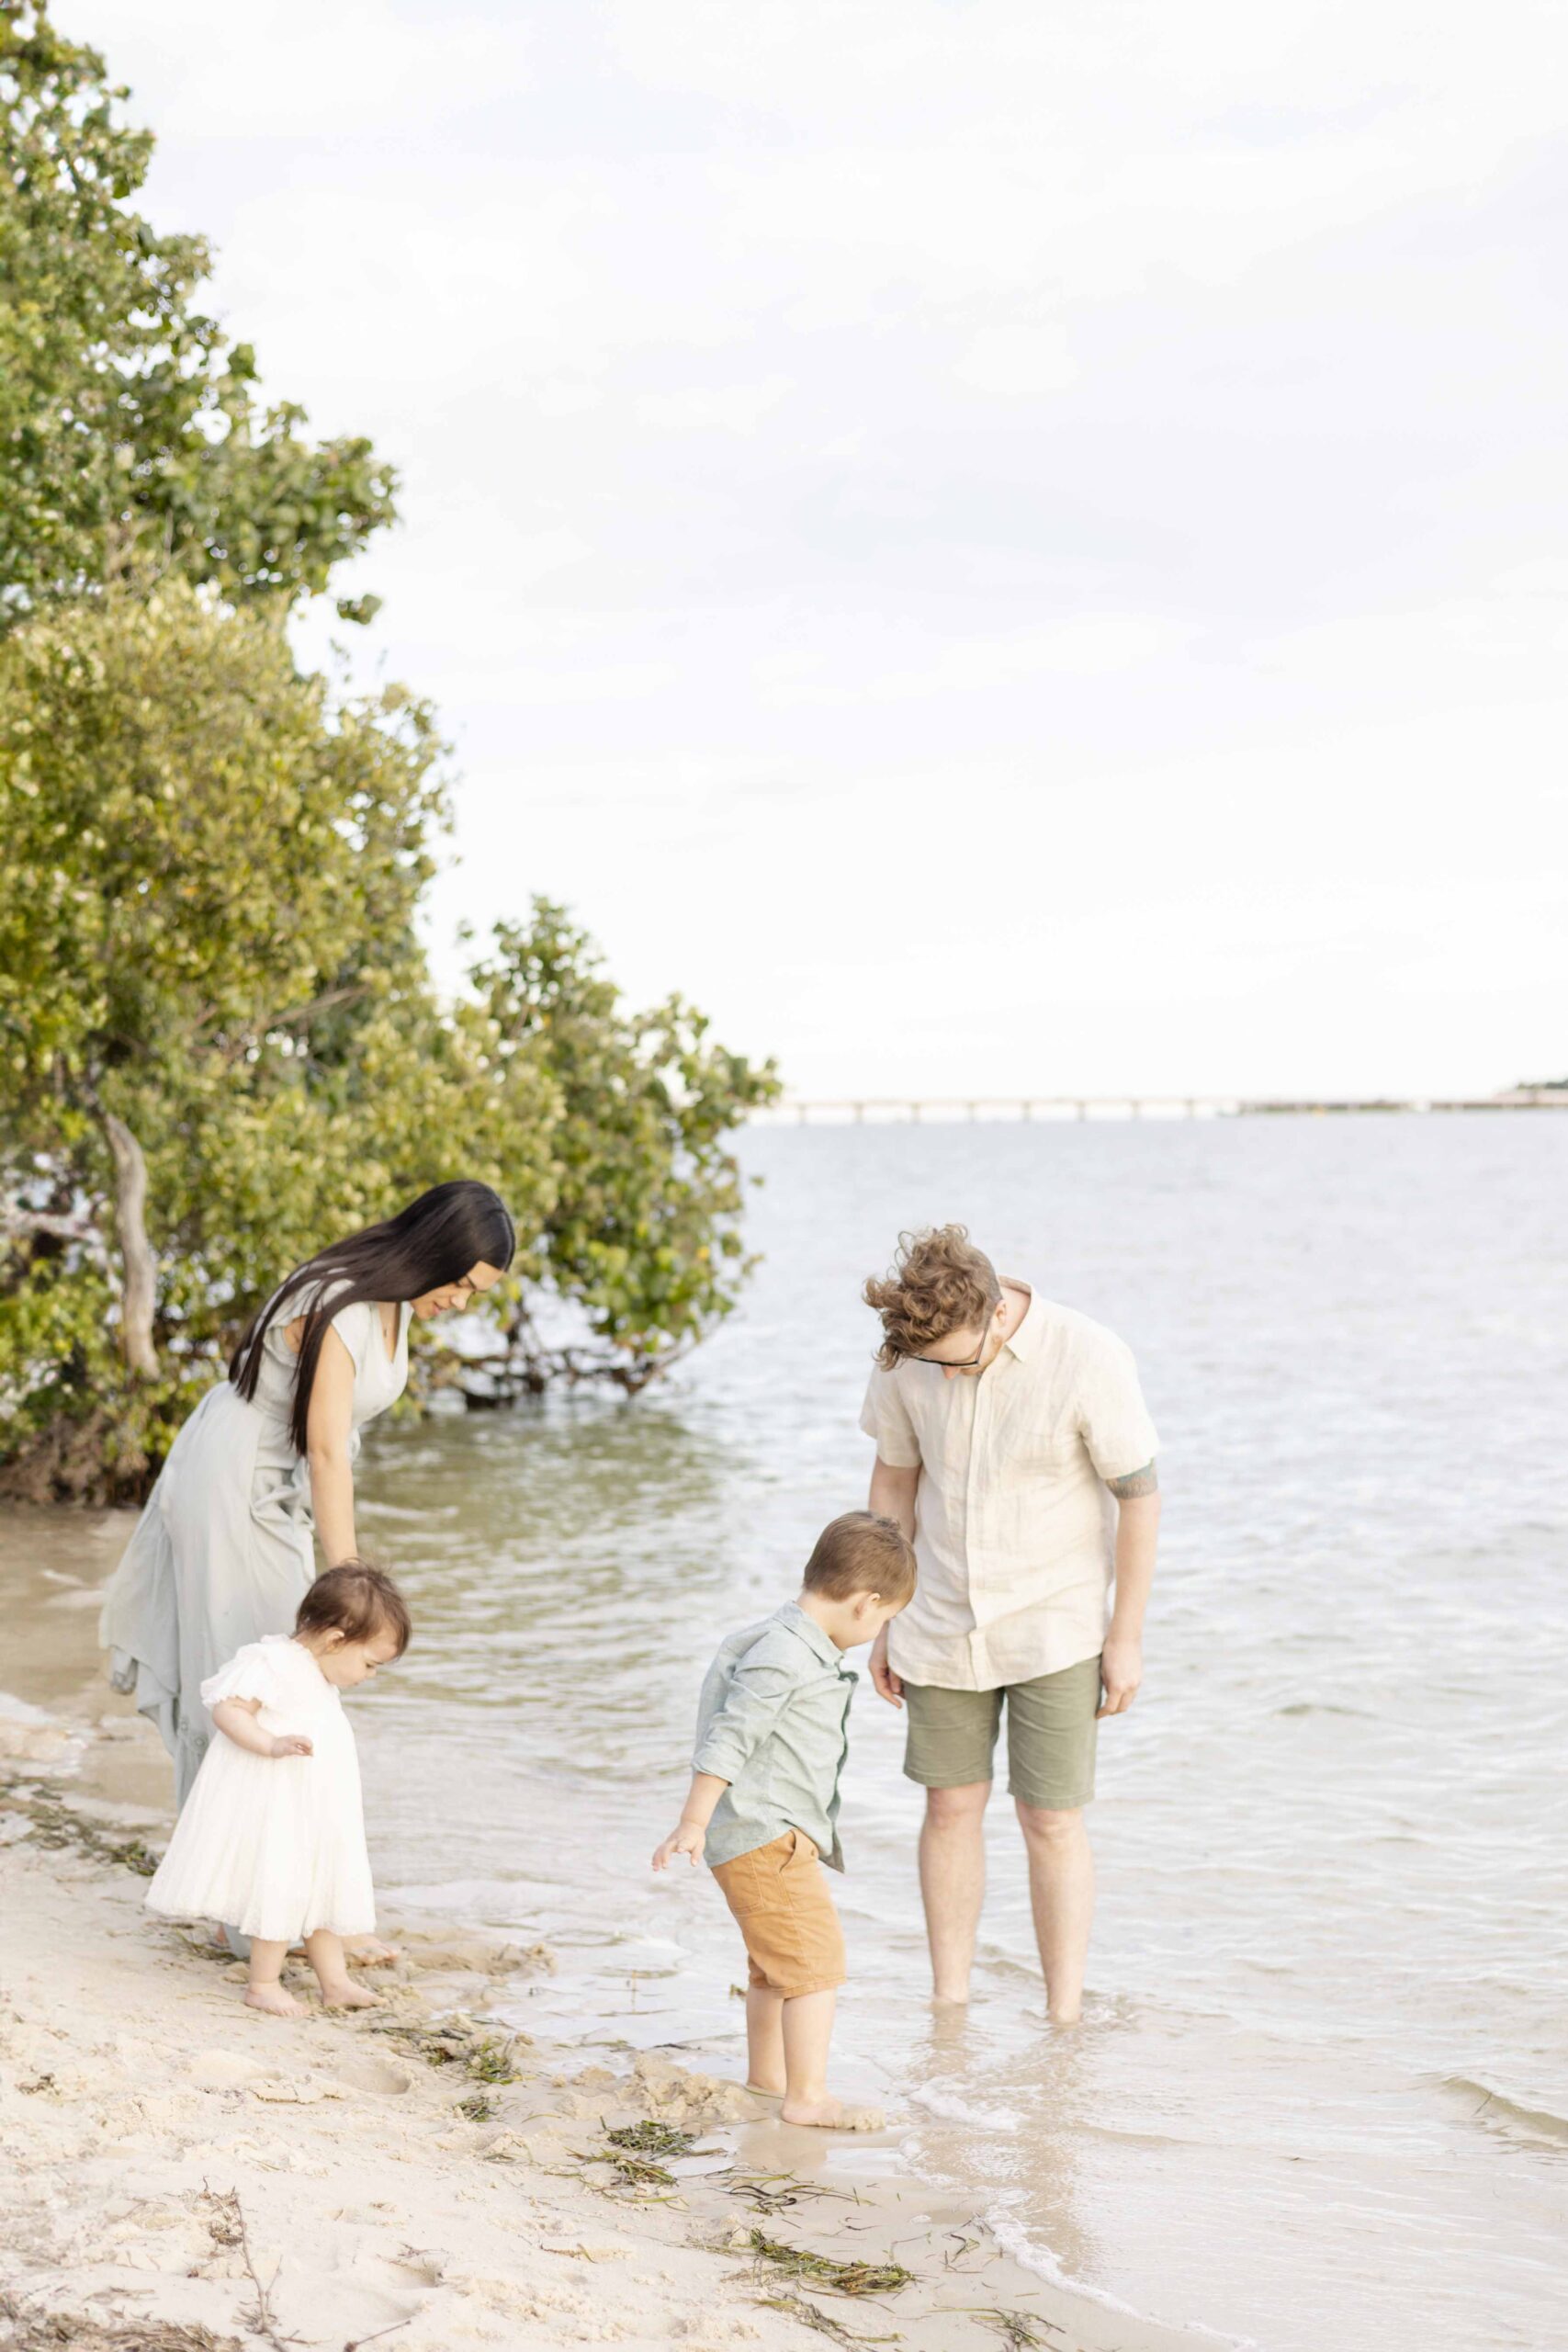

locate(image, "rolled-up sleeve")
[[859, 1366, 922, 1469], [1076, 1333, 1159, 1482], [693, 1656, 796, 1785]]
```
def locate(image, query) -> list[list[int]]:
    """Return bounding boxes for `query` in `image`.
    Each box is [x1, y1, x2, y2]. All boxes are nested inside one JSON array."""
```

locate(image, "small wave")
[[1441, 2075, 1568, 2143], [0, 1690, 57, 1725], [910, 2079, 1022, 2132], [987, 2205, 1261, 2347]]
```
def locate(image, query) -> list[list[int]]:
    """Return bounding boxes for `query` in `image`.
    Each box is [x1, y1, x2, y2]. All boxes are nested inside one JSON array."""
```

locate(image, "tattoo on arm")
[[1106, 1461, 1158, 1500]]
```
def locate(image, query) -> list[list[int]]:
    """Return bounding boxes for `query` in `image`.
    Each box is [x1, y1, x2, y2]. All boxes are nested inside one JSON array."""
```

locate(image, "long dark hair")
[[230, 1181, 515, 1456]]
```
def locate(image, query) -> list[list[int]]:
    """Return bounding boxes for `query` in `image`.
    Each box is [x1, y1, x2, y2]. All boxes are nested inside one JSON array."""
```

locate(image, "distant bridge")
[[754, 1090, 1568, 1125]]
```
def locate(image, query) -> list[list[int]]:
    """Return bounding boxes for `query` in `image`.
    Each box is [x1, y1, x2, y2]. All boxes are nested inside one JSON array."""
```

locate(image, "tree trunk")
[[101, 1113, 159, 1377]]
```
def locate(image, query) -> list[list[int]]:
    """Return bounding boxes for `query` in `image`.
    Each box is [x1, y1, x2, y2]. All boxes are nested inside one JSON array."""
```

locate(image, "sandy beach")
[[0, 1509, 1201, 2352]]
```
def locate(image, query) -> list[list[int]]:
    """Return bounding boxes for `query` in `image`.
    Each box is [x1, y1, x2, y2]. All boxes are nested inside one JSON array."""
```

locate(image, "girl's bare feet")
[[316, 1977, 383, 2010], [245, 1984, 305, 2018], [344, 1937, 400, 1968], [779, 2095, 885, 2130]]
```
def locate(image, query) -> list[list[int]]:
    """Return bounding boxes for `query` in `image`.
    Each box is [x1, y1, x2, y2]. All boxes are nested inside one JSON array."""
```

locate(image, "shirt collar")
[[773, 1600, 851, 1672], [1001, 1280, 1041, 1362]]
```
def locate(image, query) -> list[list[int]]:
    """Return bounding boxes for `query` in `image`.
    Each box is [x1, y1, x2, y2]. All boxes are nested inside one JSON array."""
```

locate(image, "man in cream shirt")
[[860, 1225, 1160, 2024]]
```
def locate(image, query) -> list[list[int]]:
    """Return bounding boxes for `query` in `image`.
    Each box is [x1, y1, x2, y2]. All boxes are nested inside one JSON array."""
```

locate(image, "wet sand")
[[0, 1507, 1201, 2352]]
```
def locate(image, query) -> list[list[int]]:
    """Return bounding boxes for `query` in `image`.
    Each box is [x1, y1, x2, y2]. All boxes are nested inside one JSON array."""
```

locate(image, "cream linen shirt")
[[859, 1283, 1159, 1691]]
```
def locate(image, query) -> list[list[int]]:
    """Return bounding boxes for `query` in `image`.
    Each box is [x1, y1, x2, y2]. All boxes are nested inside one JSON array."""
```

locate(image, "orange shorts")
[[709, 1828, 846, 1998]]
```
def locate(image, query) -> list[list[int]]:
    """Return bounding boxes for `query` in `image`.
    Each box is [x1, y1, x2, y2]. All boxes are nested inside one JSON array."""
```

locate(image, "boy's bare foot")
[[745, 2081, 784, 2099], [316, 1978, 384, 2010], [779, 2095, 885, 2130], [244, 1984, 304, 2018]]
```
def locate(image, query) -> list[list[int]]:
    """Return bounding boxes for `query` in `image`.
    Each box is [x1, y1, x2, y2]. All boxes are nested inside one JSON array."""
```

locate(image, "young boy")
[[652, 1510, 917, 2130]]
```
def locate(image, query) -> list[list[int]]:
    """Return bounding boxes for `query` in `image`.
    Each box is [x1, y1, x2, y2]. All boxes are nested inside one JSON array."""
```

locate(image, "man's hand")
[[652, 1820, 706, 1870], [1097, 1634, 1142, 1718], [869, 1623, 904, 1709]]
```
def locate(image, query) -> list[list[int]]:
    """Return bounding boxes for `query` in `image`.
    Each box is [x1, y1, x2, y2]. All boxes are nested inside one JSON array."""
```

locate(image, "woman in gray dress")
[[101, 1181, 514, 1816]]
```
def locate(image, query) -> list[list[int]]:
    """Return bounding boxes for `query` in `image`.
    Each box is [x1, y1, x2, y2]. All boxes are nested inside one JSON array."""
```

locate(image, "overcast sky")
[[98, 0, 1568, 1100]]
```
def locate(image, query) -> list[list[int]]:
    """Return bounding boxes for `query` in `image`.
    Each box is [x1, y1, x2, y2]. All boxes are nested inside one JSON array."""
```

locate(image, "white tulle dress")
[[144, 1635, 375, 1944]]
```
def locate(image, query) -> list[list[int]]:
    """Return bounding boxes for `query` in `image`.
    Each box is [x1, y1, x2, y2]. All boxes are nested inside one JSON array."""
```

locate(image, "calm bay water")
[[352, 1114, 1568, 2351]]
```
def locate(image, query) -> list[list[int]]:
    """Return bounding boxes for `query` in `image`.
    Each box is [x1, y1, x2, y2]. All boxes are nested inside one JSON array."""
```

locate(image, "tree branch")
[[0, 1205, 100, 1247], [186, 981, 371, 1048], [98, 1112, 159, 1376]]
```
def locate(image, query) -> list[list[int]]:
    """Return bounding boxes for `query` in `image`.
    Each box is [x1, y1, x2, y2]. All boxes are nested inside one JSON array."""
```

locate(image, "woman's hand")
[[267, 1733, 314, 1759], [652, 1820, 705, 1870]]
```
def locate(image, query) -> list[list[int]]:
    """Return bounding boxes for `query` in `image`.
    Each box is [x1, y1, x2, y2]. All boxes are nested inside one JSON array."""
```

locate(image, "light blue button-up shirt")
[[692, 1601, 859, 1871]]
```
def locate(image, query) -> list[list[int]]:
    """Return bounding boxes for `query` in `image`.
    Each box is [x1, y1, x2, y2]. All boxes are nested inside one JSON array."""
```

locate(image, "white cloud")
[[88, 0, 1568, 1096], [635, 379, 793, 434], [953, 323, 1078, 398]]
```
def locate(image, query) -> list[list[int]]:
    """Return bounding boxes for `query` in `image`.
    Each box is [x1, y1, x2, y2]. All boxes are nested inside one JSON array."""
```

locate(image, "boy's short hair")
[[802, 1511, 917, 1606], [863, 1224, 1002, 1370], [294, 1558, 412, 1657]]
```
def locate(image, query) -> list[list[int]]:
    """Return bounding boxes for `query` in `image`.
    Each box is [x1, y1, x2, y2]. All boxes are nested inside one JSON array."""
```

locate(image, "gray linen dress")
[[101, 1286, 410, 1807]]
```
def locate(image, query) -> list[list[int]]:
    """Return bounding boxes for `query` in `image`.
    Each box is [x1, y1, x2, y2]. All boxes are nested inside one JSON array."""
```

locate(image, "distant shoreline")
[[752, 1091, 1568, 1124]]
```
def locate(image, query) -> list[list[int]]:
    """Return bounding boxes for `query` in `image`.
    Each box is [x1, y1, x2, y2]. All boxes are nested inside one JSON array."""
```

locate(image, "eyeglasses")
[[906, 1338, 988, 1371]]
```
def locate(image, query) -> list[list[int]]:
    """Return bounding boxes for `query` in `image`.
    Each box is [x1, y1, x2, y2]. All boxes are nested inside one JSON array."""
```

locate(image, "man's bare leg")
[[919, 1781, 990, 2003], [1015, 1802, 1094, 2024]]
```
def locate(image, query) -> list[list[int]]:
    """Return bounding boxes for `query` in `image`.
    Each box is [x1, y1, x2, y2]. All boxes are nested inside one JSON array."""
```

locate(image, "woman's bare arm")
[[303, 1326, 359, 1566]]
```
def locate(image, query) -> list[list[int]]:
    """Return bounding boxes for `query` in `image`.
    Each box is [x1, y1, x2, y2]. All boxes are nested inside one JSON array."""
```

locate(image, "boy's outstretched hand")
[[652, 1821, 706, 1871]]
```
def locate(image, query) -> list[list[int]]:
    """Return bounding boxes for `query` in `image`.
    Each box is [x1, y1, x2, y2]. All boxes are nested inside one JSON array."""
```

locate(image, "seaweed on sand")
[[605, 2120, 707, 2160], [373, 2014, 527, 2086], [753, 2292, 901, 2344], [602, 2150, 677, 2188], [0, 1787, 161, 1877], [0, 2296, 243, 2352], [580, 2120, 716, 2190], [966, 2310, 1065, 2346], [464, 2038, 523, 2085], [727, 2168, 860, 2217], [743, 2231, 913, 2299]]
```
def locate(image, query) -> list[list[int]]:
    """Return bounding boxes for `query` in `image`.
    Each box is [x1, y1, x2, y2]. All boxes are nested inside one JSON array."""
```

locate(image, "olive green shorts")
[[902, 1654, 1101, 1811]]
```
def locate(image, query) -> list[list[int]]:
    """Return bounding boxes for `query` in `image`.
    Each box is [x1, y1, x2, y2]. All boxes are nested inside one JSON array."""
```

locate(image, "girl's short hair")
[[294, 1559, 412, 1657]]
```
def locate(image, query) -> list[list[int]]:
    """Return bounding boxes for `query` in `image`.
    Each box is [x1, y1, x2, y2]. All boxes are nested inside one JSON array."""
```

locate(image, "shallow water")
[[346, 1115, 1563, 2346]]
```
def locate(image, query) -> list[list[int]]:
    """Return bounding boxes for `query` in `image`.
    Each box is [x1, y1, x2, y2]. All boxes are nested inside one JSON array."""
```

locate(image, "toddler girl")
[[145, 1558, 409, 2018]]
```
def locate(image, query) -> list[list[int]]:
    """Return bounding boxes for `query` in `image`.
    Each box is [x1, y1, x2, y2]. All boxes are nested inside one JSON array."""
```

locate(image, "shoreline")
[[0, 1505, 1212, 2352]]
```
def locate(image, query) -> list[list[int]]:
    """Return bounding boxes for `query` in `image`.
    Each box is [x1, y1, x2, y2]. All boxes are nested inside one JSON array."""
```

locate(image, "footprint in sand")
[[187, 2049, 265, 2090], [328, 2052, 412, 2097]]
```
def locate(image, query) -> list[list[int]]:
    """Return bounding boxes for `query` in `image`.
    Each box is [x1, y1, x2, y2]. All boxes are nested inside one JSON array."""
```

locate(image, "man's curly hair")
[[863, 1225, 1002, 1369]]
